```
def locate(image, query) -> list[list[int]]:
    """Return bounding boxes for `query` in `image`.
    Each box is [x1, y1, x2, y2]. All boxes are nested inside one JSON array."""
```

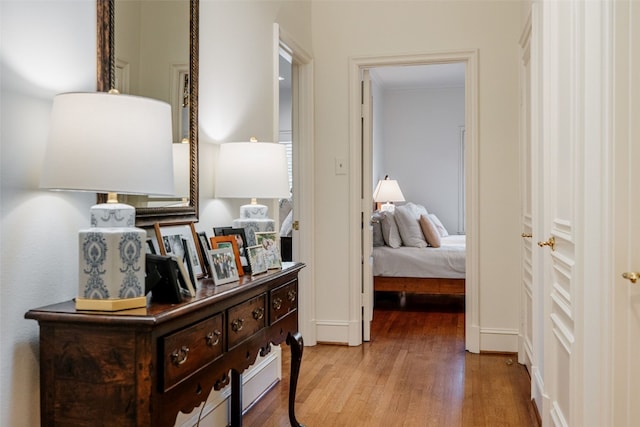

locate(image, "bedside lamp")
[[373, 175, 405, 212], [215, 138, 290, 245], [40, 92, 174, 311]]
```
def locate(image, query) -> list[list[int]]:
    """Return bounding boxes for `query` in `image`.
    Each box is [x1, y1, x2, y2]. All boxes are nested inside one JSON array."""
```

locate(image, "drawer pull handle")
[[252, 307, 265, 320], [273, 297, 283, 311], [170, 346, 189, 366], [231, 318, 244, 332], [206, 330, 221, 346], [287, 289, 297, 302]]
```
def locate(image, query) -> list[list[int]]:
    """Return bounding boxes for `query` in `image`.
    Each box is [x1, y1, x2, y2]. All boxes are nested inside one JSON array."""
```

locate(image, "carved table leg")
[[286, 331, 305, 427], [231, 369, 243, 427]]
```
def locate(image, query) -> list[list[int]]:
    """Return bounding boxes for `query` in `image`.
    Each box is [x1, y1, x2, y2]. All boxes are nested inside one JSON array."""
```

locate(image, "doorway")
[[349, 51, 480, 352]]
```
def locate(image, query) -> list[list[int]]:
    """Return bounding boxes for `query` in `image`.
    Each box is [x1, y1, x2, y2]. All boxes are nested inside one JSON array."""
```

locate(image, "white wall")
[[376, 86, 465, 234], [311, 1, 522, 349], [196, 0, 311, 237], [0, 1, 96, 425]]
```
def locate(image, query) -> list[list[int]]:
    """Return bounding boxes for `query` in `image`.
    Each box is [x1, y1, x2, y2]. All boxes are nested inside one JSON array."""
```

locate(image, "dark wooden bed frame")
[[374, 276, 465, 295]]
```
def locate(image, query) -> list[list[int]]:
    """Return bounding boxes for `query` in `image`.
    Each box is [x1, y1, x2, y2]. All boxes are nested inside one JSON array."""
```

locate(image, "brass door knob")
[[622, 272, 640, 283], [538, 236, 555, 251]]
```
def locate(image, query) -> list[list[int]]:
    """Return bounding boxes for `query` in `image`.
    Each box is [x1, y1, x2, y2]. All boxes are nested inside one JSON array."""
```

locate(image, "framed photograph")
[[197, 231, 211, 277], [210, 236, 244, 277], [154, 221, 205, 279], [246, 245, 268, 276], [208, 247, 240, 286], [146, 238, 157, 255], [254, 231, 282, 269], [220, 228, 251, 274], [213, 226, 232, 236], [145, 254, 184, 303]]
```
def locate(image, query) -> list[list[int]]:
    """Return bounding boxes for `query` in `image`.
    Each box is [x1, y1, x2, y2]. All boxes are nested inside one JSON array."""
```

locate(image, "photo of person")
[[207, 247, 239, 285], [221, 228, 251, 274], [254, 231, 282, 269], [247, 245, 268, 275], [155, 223, 205, 278], [209, 236, 245, 277]]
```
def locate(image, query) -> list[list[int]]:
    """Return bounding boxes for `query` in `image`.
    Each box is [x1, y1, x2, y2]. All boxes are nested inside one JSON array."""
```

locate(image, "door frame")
[[274, 24, 317, 345], [347, 50, 480, 351]]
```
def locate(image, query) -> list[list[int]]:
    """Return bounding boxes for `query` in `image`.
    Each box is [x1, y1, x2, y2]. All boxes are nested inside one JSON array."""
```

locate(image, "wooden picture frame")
[[197, 231, 211, 277], [210, 236, 244, 277], [246, 245, 268, 276], [220, 228, 251, 274], [254, 231, 282, 269], [154, 221, 205, 278], [207, 247, 240, 286]]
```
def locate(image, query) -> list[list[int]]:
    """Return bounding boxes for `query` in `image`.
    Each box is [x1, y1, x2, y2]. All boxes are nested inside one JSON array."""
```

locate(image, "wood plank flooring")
[[243, 293, 539, 427]]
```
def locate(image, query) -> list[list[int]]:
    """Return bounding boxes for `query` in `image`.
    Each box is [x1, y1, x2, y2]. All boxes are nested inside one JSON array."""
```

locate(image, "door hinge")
[[292, 220, 299, 231]]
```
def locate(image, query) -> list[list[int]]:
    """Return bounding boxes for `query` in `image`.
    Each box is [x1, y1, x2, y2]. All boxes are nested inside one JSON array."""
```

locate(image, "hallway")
[[244, 294, 539, 426]]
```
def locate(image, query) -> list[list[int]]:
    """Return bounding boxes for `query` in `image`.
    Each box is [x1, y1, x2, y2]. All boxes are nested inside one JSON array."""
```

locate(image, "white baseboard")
[[479, 327, 519, 352], [466, 323, 480, 353], [315, 320, 350, 344], [175, 346, 282, 427]]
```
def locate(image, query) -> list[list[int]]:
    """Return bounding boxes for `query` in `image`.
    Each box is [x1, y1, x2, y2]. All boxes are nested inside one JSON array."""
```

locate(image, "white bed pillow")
[[414, 203, 429, 218], [419, 214, 442, 248], [394, 204, 428, 248], [380, 211, 402, 248], [428, 213, 449, 237]]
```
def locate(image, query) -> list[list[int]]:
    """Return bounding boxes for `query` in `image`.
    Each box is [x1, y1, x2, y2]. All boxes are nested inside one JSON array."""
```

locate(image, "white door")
[[612, 1, 640, 424], [361, 70, 374, 341], [535, 1, 579, 424], [518, 14, 534, 375], [532, 1, 624, 424]]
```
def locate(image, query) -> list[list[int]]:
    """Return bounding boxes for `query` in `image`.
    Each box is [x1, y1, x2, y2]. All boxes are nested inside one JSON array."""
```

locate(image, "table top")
[[25, 262, 305, 326]]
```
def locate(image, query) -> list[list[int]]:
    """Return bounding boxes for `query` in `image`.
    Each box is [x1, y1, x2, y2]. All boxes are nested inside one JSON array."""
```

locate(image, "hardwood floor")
[[243, 293, 539, 427]]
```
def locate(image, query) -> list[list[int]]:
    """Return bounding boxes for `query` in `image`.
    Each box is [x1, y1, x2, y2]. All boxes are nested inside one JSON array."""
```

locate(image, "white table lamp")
[[215, 138, 290, 245], [41, 92, 174, 311], [373, 175, 405, 212]]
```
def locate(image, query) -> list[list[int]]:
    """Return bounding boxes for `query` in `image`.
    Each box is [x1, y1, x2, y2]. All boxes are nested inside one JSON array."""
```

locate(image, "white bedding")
[[372, 235, 466, 279]]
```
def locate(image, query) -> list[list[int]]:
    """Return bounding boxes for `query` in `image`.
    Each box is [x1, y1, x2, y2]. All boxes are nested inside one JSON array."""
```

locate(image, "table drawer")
[[161, 313, 224, 391], [227, 294, 266, 349], [270, 280, 298, 323]]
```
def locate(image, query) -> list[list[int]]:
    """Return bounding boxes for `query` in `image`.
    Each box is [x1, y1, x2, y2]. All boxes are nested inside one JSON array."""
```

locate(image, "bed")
[[371, 203, 466, 296], [373, 235, 466, 295]]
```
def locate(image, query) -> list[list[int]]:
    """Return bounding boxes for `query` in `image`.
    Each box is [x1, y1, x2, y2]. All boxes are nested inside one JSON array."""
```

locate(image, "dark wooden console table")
[[25, 262, 305, 427]]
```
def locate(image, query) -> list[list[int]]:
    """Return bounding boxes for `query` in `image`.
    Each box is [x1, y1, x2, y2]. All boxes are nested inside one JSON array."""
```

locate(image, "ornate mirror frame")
[[96, 0, 199, 226]]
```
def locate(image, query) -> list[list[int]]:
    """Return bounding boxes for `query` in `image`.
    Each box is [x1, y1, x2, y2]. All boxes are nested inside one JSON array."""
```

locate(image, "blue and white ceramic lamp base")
[[233, 203, 274, 247], [75, 203, 147, 311]]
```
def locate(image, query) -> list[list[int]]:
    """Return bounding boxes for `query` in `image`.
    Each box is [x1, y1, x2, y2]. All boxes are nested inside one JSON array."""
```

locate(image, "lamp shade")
[[215, 141, 290, 199], [373, 177, 405, 203], [40, 92, 174, 196]]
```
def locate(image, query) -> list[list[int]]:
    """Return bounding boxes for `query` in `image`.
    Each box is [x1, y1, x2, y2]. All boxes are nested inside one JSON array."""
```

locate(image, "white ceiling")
[[369, 62, 465, 90]]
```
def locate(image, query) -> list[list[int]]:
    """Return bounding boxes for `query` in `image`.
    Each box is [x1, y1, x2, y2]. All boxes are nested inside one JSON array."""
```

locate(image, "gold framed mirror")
[[96, 0, 199, 226]]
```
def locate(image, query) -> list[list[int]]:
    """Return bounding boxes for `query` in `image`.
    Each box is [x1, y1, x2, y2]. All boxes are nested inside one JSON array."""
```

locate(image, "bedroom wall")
[[377, 85, 465, 235], [311, 0, 522, 350]]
